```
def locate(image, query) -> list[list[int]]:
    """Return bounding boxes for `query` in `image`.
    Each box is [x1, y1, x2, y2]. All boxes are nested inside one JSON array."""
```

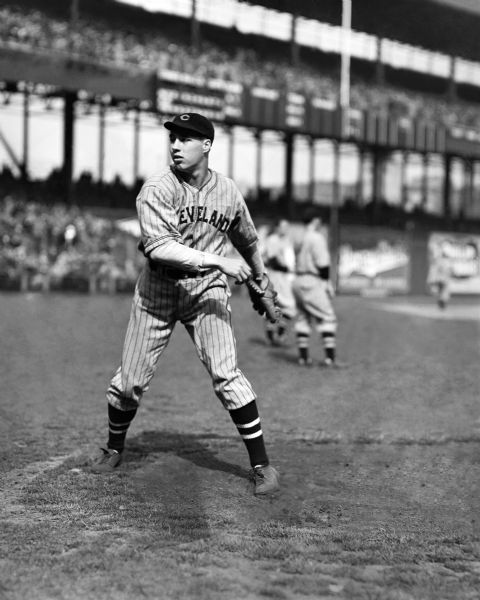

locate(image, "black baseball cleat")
[[251, 465, 280, 496], [91, 448, 122, 473]]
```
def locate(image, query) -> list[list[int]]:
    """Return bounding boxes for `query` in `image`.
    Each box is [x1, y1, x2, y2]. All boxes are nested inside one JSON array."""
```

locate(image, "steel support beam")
[[227, 126, 235, 180], [308, 137, 315, 201], [284, 132, 294, 217], [255, 130, 263, 200], [133, 108, 140, 184], [443, 154, 452, 220], [98, 103, 106, 184], [421, 153, 429, 210], [22, 90, 30, 180], [400, 151, 409, 208], [330, 139, 341, 289], [62, 91, 76, 203]]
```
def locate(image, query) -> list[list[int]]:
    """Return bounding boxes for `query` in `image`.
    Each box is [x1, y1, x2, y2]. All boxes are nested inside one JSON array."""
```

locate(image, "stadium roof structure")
[[235, 0, 480, 63]]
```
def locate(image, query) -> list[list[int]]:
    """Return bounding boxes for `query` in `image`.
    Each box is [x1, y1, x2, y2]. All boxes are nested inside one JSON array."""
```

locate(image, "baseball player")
[[262, 218, 296, 345], [427, 250, 452, 310], [91, 113, 279, 496], [292, 212, 342, 367]]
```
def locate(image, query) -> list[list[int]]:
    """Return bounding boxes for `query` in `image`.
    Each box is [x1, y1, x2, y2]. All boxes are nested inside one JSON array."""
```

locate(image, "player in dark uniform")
[[91, 113, 279, 496]]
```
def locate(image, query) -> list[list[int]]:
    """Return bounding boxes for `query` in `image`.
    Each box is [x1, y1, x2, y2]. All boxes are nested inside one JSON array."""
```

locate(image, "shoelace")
[[251, 467, 265, 480]]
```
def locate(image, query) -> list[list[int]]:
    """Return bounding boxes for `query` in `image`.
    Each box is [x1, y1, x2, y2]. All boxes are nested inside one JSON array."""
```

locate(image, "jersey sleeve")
[[136, 180, 181, 255], [227, 188, 258, 249]]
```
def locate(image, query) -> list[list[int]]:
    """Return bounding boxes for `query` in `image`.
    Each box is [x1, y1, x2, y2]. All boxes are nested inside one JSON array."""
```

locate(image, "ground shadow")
[[127, 430, 249, 480], [248, 335, 270, 347], [267, 350, 299, 366], [247, 335, 298, 362]]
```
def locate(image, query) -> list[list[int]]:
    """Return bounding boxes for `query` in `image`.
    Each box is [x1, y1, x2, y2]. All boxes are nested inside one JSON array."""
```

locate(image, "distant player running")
[[91, 112, 279, 496], [427, 251, 452, 310], [293, 212, 343, 368]]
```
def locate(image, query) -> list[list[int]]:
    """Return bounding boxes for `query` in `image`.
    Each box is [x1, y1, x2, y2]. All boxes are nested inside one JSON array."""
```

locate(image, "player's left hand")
[[245, 273, 282, 324]]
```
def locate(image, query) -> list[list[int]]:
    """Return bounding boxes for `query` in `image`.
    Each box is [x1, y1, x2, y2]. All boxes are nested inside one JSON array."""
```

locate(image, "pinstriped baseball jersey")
[[263, 231, 296, 318], [106, 166, 259, 412], [139, 166, 258, 258]]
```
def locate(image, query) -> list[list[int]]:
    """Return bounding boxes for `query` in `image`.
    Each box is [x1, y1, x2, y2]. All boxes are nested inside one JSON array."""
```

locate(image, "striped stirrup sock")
[[107, 404, 137, 453], [229, 400, 269, 467], [321, 331, 336, 362]]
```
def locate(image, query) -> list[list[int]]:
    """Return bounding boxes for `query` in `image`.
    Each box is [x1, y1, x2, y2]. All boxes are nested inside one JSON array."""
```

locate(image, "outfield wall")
[[338, 227, 410, 295], [337, 226, 480, 296], [427, 232, 480, 295]]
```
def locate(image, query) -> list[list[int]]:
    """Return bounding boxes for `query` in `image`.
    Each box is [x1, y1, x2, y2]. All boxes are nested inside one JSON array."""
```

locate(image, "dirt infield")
[[1, 291, 480, 599]]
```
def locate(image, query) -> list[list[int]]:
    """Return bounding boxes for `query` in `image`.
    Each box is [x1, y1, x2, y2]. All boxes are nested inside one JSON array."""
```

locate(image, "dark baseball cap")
[[164, 113, 215, 141]]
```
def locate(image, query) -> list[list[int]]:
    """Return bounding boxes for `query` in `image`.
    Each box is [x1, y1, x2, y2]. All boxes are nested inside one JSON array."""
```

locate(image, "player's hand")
[[216, 256, 252, 282]]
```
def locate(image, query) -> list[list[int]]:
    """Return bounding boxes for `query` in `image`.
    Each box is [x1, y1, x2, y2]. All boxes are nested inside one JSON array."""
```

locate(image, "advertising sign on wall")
[[428, 232, 480, 294], [338, 227, 410, 294], [156, 85, 226, 121]]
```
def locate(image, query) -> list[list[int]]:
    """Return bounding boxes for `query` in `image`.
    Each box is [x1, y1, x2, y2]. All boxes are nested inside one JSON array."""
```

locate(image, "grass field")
[[1, 290, 480, 600]]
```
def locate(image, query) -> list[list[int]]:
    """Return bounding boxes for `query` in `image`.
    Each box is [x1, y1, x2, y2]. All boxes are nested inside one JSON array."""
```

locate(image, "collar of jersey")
[[174, 167, 217, 194]]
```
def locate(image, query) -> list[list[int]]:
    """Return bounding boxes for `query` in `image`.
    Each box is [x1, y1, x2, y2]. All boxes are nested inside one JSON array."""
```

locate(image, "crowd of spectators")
[[0, 191, 142, 292], [2, 3, 480, 130], [1, 161, 478, 295]]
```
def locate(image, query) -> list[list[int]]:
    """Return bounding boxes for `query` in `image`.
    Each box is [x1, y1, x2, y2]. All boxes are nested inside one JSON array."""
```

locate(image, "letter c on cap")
[[180, 114, 190, 121]]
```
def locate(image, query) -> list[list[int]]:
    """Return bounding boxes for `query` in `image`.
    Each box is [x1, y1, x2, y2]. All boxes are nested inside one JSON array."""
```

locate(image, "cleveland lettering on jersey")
[[178, 205, 231, 232]]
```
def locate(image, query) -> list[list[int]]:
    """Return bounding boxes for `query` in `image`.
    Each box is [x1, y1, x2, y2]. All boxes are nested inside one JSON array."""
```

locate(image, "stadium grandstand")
[[1, 0, 480, 297]]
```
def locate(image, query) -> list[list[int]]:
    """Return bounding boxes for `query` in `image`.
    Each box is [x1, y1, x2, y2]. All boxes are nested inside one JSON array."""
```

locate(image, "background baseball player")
[[91, 112, 279, 496], [261, 218, 296, 345], [427, 249, 452, 310], [292, 212, 342, 367]]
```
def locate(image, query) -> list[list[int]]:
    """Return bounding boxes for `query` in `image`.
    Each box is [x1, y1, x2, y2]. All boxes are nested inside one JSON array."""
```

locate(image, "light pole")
[[330, 0, 351, 289], [191, 0, 200, 51], [69, 0, 79, 54]]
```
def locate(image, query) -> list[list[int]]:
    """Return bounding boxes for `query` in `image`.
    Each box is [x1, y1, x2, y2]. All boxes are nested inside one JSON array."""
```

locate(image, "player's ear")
[[203, 139, 212, 153]]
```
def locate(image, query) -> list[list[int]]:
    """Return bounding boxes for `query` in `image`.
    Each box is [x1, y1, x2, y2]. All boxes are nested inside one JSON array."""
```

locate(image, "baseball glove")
[[246, 274, 282, 324]]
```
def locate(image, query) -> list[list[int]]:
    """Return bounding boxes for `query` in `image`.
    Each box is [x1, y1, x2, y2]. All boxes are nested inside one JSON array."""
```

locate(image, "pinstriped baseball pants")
[[106, 266, 256, 412]]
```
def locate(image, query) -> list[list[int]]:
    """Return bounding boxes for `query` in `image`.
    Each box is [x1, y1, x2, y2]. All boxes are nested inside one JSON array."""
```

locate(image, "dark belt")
[[296, 272, 318, 276], [148, 259, 207, 280]]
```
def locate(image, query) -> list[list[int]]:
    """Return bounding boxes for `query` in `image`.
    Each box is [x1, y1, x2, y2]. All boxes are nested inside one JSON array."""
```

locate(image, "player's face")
[[169, 132, 211, 172]]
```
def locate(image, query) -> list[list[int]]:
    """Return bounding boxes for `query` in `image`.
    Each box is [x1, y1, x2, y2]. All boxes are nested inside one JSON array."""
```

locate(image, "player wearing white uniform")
[[91, 113, 279, 495], [262, 219, 296, 345], [293, 213, 340, 367], [427, 251, 452, 310]]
